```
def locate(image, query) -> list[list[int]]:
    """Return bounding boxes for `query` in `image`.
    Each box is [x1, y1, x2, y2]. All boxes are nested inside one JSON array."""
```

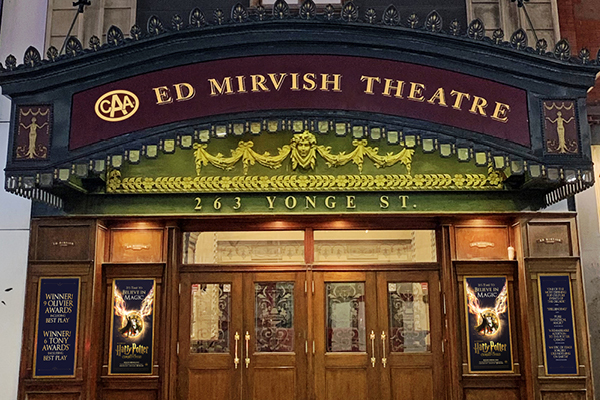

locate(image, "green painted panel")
[[61, 191, 545, 216], [109, 130, 504, 194]]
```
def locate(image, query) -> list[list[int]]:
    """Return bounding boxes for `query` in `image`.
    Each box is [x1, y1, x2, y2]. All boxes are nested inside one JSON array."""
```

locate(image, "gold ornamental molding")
[[106, 130, 505, 194], [107, 169, 504, 193], [193, 131, 413, 175]]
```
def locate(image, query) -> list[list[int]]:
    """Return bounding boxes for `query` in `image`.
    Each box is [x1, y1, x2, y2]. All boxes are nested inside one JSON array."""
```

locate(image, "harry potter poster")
[[109, 279, 155, 375], [464, 276, 513, 373]]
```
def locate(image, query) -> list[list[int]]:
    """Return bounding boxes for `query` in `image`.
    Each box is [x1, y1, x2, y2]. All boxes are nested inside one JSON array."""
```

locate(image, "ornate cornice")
[[1, 0, 599, 77], [106, 130, 504, 194], [1, 3, 597, 211], [5, 116, 591, 209]]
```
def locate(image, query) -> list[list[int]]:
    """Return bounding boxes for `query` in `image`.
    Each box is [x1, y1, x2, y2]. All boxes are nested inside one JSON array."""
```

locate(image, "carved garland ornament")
[[106, 131, 504, 193], [193, 131, 413, 175]]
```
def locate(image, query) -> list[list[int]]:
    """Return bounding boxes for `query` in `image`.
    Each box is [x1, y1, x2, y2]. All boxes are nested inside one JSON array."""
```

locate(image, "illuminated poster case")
[[108, 279, 156, 375], [464, 276, 513, 373], [538, 274, 578, 375], [33, 277, 80, 378]]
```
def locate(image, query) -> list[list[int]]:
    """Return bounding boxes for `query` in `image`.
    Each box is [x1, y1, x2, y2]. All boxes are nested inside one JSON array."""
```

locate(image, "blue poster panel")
[[538, 275, 578, 375], [464, 276, 513, 373], [33, 277, 80, 378], [109, 279, 155, 375]]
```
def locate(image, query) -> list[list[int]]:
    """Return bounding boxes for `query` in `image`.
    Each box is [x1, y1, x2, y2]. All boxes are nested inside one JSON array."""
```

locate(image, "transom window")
[[182, 229, 436, 264]]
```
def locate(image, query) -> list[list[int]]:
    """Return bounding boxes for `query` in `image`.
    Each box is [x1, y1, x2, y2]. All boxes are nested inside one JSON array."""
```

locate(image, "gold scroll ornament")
[[107, 131, 504, 193], [193, 131, 413, 175]]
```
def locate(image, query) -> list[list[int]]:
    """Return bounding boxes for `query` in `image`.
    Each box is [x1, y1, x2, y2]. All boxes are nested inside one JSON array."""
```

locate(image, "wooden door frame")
[[177, 272, 244, 400], [176, 219, 447, 400], [312, 270, 380, 400], [243, 271, 308, 400], [376, 269, 444, 400]]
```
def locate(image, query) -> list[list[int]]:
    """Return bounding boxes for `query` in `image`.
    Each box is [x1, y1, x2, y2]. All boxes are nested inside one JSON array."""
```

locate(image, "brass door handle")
[[245, 331, 250, 368], [370, 330, 376, 368], [234, 332, 240, 369], [381, 331, 387, 368]]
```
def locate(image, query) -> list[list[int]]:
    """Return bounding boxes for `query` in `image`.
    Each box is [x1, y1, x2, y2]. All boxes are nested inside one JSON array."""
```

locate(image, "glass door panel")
[[314, 272, 379, 400], [377, 271, 442, 400], [388, 282, 430, 353], [179, 273, 243, 400], [326, 282, 366, 352], [190, 283, 231, 353], [243, 272, 307, 400], [255, 281, 295, 353]]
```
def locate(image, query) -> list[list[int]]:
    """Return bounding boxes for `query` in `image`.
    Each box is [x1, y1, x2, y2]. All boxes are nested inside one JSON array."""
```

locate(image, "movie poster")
[[109, 279, 155, 375], [464, 276, 513, 373], [538, 275, 578, 375], [33, 277, 80, 378]]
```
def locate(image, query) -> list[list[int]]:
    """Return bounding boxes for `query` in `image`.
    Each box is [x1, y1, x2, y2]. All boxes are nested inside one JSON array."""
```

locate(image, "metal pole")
[[59, 0, 91, 55], [521, 4, 539, 43], [511, 0, 539, 43]]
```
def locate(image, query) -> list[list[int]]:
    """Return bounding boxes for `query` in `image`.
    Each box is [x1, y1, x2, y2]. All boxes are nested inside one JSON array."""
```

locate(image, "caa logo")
[[94, 90, 139, 122]]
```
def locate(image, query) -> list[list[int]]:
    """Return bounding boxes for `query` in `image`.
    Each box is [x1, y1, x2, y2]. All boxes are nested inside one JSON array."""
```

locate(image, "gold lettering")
[[379, 195, 389, 209], [122, 96, 135, 113], [251, 74, 269, 92], [321, 74, 342, 92], [383, 79, 405, 98], [325, 196, 336, 209], [266, 196, 276, 210], [361, 75, 381, 95], [208, 77, 234, 96], [290, 73, 300, 91], [303, 73, 317, 91], [346, 195, 356, 209], [399, 195, 409, 209], [305, 196, 317, 209], [236, 76, 247, 93], [110, 95, 124, 117], [469, 96, 488, 116], [427, 87, 448, 107], [174, 83, 196, 102], [407, 82, 426, 102], [153, 86, 173, 105], [95, 90, 139, 121], [450, 90, 471, 110], [285, 196, 297, 209], [268, 73, 288, 91], [100, 99, 111, 114], [491, 102, 511, 123]]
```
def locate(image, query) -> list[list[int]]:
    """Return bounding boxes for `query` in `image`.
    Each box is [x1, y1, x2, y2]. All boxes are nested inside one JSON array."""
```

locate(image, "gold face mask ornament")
[[466, 282, 508, 336], [114, 285, 155, 339]]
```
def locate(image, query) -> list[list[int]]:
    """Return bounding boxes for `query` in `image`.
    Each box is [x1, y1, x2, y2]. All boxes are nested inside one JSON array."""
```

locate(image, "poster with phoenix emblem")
[[109, 279, 155, 375], [464, 276, 513, 373]]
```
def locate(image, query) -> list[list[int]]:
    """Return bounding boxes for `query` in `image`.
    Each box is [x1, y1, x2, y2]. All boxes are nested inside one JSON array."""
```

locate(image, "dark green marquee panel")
[[1, 2, 598, 215]]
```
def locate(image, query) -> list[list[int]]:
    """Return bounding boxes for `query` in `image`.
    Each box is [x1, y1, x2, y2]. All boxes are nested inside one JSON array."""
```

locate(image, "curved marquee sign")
[[71, 55, 529, 150], [1, 13, 599, 212]]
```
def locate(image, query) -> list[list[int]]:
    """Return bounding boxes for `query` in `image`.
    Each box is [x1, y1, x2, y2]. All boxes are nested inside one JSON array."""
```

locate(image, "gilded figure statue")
[[546, 111, 576, 154], [17, 116, 48, 159]]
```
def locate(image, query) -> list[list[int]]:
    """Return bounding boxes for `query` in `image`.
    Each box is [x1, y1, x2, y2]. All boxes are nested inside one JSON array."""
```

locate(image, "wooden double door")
[[178, 270, 442, 400]]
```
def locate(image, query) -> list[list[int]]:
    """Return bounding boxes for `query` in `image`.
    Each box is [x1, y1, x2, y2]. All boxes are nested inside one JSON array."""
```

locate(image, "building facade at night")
[[2, 1, 600, 400]]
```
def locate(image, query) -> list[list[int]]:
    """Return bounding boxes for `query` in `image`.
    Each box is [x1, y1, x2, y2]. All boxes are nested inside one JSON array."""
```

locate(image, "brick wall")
[[557, 0, 600, 106]]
